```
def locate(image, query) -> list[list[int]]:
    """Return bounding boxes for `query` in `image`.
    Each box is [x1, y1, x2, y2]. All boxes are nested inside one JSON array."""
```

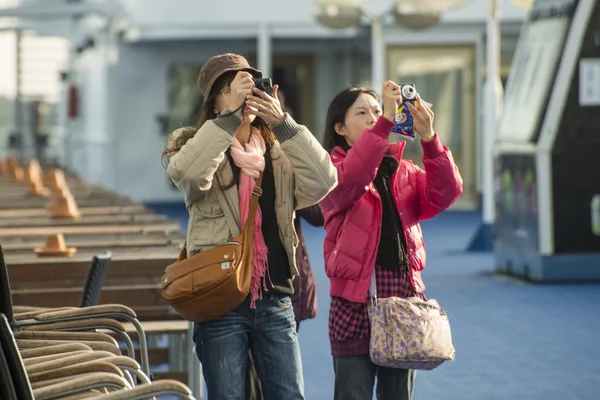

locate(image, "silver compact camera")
[[400, 84, 417, 102]]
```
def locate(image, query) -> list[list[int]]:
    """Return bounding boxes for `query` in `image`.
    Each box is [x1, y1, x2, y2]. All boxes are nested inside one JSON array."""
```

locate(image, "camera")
[[253, 78, 273, 96], [391, 84, 418, 141]]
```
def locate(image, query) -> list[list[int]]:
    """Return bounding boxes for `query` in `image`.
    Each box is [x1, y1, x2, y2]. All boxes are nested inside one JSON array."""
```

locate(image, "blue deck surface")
[[149, 204, 600, 400]]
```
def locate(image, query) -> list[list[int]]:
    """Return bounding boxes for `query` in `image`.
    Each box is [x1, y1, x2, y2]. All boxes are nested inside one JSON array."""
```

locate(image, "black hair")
[[322, 86, 379, 153]]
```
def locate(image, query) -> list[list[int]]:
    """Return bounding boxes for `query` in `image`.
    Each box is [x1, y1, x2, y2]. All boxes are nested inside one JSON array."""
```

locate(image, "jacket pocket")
[[190, 202, 229, 248]]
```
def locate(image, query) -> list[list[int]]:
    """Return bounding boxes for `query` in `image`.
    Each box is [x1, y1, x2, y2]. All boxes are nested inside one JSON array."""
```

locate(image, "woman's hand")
[[406, 93, 435, 141], [246, 85, 285, 126], [230, 71, 255, 116], [381, 81, 404, 122]]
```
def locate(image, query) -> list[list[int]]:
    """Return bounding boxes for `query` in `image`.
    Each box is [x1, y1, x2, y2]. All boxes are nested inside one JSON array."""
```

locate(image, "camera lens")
[[401, 85, 417, 100]]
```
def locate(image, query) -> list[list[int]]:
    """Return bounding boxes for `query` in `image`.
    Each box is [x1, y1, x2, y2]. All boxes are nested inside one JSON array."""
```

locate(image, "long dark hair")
[[162, 70, 275, 187], [322, 86, 379, 153]]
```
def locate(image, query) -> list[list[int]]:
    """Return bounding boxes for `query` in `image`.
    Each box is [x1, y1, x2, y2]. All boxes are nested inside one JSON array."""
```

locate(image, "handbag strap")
[[369, 269, 377, 300], [242, 172, 264, 241]]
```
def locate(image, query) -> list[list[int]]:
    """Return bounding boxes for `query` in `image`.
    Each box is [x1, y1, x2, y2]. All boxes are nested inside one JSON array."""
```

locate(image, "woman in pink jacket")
[[320, 82, 463, 400]]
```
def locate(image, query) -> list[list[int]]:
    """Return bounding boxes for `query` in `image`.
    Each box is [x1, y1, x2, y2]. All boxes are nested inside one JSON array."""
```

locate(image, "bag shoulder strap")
[[369, 269, 377, 299], [242, 172, 264, 240]]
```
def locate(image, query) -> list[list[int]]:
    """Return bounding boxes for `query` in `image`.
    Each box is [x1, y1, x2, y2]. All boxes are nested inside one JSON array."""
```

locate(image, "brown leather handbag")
[[161, 174, 263, 322]]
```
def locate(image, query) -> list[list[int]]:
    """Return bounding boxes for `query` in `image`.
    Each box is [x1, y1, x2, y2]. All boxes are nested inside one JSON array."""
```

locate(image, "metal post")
[[370, 14, 384, 91], [14, 29, 23, 161], [257, 23, 272, 79], [483, 0, 504, 223], [186, 322, 203, 399]]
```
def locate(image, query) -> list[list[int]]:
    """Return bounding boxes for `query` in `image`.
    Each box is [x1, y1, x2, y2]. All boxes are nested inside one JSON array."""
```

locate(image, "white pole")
[[257, 23, 272, 79], [14, 29, 23, 161], [371, 14, 384, 91], [482, 0, 504, 226]]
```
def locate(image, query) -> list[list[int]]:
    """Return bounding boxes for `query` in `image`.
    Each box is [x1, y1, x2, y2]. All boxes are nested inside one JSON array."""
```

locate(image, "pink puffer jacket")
[[319, 116, 463, 303]]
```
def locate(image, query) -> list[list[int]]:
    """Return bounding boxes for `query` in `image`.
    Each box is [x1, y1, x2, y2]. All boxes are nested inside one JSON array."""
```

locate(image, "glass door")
[[247, 54, 316, 134]]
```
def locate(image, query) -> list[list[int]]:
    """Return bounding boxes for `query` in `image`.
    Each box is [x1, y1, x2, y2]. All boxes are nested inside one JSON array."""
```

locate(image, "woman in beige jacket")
[[163, 53, 337, 400]]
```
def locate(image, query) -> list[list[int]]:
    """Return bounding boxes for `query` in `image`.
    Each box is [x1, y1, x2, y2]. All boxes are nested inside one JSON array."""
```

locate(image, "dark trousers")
[[333, 355, 415, 400], [245, 322, 300, 399]]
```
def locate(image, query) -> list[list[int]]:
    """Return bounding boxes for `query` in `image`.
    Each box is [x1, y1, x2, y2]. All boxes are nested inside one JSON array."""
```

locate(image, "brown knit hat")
[[197, 53, 262, 98]]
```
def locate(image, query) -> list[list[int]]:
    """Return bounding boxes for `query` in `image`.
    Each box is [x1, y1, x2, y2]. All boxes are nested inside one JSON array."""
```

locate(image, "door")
[[247, 54, 316, 134]]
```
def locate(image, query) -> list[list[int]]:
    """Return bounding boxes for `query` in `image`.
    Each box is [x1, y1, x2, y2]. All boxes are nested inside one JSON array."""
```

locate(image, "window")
[[387, 45, 477, 207]]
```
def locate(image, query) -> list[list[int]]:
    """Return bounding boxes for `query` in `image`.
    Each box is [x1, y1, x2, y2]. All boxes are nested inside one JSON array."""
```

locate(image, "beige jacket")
[[166, 113, 337, 277]]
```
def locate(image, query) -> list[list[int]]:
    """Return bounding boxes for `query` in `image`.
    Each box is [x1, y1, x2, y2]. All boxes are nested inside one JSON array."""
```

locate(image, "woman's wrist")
[[371, 115, 395, 140], [421, 133, 445, 159], [383, 112, 395, 123], [270, 112, 286, 127], [419, 130, 435, 142]]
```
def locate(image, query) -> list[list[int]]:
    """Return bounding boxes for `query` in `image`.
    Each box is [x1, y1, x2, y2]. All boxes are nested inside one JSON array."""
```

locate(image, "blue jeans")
[[193, 294, 305, 400]]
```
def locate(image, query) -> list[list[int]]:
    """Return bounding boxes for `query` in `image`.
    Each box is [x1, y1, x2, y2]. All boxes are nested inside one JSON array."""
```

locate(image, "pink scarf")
[[229, 127, 269, 308]]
